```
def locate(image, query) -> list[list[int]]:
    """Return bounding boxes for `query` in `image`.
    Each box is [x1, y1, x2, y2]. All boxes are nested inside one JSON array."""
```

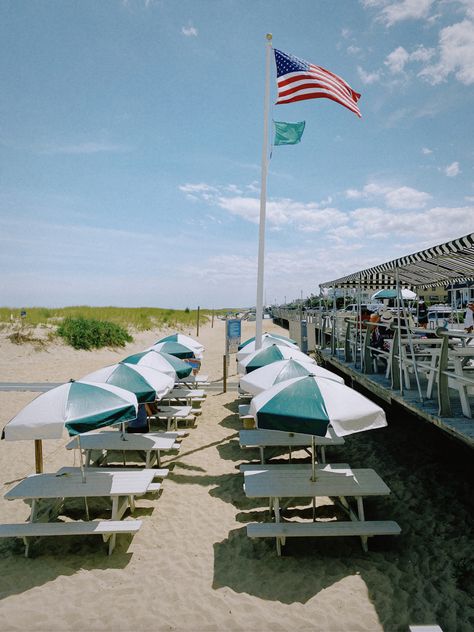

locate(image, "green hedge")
[[57, 317, 133, 350]]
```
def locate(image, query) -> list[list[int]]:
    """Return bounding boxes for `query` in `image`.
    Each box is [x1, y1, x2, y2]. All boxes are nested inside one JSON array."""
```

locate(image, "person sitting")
[[126, 403, 149, 434]]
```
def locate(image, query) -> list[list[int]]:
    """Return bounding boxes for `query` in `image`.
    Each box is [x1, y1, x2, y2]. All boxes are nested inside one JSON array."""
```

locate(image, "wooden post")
[[34, 439, 43, 473], [211, 309, 214, 328], [223, 355, 227, 393], [196, 306, 200, 336]]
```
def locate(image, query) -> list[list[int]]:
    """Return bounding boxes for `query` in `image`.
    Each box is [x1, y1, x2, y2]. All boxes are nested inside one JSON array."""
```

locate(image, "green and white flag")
[[273, 120, 305, 145]]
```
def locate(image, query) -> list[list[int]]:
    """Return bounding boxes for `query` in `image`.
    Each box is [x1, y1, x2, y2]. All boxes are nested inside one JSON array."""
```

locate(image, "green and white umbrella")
[[121, 349, 193, 380], [236, 335, 299, 362], [147, 340, 197, 359], [156, 333, 204, 359], [81, 363, 174, 404], [249, 375, 387, 480], [238, 332, 297, 351], [239, 358, 344, 397], [238, 344, 316, 375], [2, 381, 138, 474]]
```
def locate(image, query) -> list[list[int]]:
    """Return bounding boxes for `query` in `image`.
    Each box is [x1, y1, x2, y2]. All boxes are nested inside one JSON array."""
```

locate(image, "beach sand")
[[0, 318, 473, 632]]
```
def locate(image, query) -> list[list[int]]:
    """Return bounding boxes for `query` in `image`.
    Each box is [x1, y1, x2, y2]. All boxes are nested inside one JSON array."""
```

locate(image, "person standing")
[[417, 300, 428, 328], [464, 301, 474, 333]]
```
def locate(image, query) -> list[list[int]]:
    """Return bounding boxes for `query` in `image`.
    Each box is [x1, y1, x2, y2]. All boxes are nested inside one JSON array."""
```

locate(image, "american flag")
[[274, 49, 362, 118]]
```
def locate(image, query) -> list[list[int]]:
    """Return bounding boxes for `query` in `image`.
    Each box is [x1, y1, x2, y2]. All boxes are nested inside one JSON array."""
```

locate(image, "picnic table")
[[239, 427, 345, 464], [243, 465, 400, 554], [66, 430, 180, 468], [148, 405, 194, 431], [3, 468, 155, 555]]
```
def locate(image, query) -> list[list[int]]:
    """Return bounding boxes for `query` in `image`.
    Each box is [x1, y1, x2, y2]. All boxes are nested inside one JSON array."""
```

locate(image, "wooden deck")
[[321, 348, 474, 449]]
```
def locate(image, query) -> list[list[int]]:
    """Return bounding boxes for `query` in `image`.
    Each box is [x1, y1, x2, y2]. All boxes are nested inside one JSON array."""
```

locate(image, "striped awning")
[[320, 233, 474, 289]]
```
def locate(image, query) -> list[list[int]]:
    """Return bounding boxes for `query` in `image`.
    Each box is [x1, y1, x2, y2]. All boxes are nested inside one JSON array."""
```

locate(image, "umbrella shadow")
[[219, 413, 241, 431]]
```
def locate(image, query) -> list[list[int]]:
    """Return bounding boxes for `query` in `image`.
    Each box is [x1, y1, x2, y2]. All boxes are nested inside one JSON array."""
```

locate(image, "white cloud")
[[419, 19, 474, 85], [357, 66, 381, 84], [181, 24, 198, 37], [366, 0, 436, 26], [345, 182, 431, 209], [422, 147, 433, 155], [384, 45, 434, 74], [385, 46, 410, 73], [445, 161, 461, 177], [349, 204, 474, 240]]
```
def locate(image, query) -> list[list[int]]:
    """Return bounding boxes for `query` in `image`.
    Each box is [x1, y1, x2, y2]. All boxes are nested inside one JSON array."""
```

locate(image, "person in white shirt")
[[464, 301, 474, 333]]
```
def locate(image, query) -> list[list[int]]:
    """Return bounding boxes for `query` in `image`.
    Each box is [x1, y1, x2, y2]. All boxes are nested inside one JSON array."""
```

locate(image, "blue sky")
[[1, 0, 473, 309]]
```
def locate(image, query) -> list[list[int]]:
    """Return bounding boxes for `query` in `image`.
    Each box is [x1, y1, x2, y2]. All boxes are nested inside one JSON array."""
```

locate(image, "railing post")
[[437, 335, 451, 416]]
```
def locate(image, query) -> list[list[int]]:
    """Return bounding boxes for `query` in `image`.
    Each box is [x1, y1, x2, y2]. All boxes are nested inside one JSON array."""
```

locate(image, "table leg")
[[320, 446, 326, 463], [357, 497, 368, 552]]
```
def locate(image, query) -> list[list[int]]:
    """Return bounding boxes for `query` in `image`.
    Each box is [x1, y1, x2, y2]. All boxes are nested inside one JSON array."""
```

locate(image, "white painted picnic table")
[[239, 427, 345, 463], [243, 465, 398, 554], [163, 388, 206, 405], [149, 405, 193, 431], [66, 431, 179, 468], [4, 469, 155, 554]]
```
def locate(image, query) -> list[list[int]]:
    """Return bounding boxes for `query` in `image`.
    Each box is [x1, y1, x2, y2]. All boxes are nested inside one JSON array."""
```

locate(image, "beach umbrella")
[[2, 381, 138, 473], [147, 340, 197, 359], [238, 344, 317, 375], [371, 288, 417, 300], [121, 350, 193, 380], [238, 332, 297, 351], [155, 333, 204, 359], [80, 363, 174, 404], [239, 359, 344, 397], [249, 375, 387, 480], [236, 335, 299, 362]]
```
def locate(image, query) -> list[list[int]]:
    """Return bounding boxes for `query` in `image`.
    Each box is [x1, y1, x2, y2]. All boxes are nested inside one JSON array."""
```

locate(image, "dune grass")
[[0, 306, 219, 331]]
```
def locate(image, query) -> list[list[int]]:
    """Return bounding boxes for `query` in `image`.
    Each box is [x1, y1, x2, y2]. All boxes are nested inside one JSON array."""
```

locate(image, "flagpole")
[[255, 33, 272, 351]]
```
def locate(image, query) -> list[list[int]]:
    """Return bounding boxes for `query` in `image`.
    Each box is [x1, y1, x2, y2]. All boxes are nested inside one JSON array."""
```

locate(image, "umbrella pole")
[[311, 436, 316, 482], [77, 436, 86, 484], [34, 440, 43, 473]]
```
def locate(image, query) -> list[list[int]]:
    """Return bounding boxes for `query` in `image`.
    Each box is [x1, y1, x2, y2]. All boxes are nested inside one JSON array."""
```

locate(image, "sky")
[[1, 0, 474, 309]]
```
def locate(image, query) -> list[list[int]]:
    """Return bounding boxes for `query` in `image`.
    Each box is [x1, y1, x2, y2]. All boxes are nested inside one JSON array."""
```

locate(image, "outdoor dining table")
[[65, 430, 179, 468], [163, 388, 206, 405], [149, 405, 193, 431], [243, 465, 399, 553], [239, 427, 345, 464], [4, 468, 155, 554]]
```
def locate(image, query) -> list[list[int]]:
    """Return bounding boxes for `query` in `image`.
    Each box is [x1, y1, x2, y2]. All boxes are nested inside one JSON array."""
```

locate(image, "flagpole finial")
[[266, 33, 272, 41]]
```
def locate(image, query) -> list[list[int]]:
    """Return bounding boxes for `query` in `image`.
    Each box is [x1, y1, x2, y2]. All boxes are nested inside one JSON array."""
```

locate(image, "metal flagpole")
[[255, 33, 273, 351]]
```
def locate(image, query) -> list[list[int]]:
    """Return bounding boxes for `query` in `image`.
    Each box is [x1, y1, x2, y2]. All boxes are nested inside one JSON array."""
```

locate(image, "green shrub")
[[57, 317, 133, 350]]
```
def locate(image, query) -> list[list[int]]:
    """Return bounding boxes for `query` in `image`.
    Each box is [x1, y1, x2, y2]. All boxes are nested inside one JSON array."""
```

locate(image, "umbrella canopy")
[[238, 332, 297, 351], [147, 340, 196, 359], [155, 333, 204, 359], [249, 375, 386, 438], [81, 363, 174, 404], [371, 288, 417, 300], [236, 335, 299, 362], [239, 359, 344, 397], [3, 381, 138, 441], [121, 350, 192, 380], [238, 344, 317, 374]]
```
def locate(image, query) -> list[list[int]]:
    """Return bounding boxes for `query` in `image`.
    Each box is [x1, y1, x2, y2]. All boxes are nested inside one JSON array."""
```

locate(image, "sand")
[[0, 318, 473, 632]]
